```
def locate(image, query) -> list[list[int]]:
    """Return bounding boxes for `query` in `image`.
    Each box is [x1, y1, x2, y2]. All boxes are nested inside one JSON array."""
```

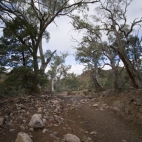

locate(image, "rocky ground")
[[0, 89, 142, 142]]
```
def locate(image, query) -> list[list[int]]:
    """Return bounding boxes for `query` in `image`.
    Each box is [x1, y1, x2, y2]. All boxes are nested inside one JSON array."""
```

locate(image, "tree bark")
[[112, 20, 142, 89], [92, 53, 103, 91], [117, 50, 141, 88], [51, 78, 55, 92]]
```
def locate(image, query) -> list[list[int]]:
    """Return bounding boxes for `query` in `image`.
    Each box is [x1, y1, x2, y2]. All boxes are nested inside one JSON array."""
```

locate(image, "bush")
[[0, 67, 48, 96]]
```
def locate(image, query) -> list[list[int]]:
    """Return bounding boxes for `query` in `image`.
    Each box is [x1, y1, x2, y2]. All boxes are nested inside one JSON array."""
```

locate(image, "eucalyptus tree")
[[75, 34, 103, 91], [0, 18, 35, 69], [94, 0, 142, 88], [60, 73, 80, 92], [47, 53, 71, 92], [126, 35, 142, 80], [0, 0, 99, 74], [71, 0, 142, 88], [101, 41, 123, 91]]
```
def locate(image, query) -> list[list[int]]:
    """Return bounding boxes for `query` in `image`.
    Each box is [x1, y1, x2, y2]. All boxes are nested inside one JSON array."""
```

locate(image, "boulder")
[[64, 134, 81, 142], [15, 132, 33, 142], [28, 114, 43, 128]]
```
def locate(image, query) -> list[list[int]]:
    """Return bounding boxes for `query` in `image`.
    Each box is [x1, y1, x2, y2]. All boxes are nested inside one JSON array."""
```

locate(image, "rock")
[[92, 104, 99, 107], [51, 100, 60, 105], [15, 132, 33, 142], [90, 131, 97, 135], [9, 129, 16, 132], [29, 128, 34, 131], [20, 126, 25, 130], [0, 117, 4, 126], [28, 114, 43, 128], [42, 119, 47, 126], [19, 104, 25, 109], [38, 107, 43, 113], [42, 129, 47, 133], [64, 134, 81, 142], [10, 113, 14, 117], [13, 98, 20, 103], [88, 137, 92, 141]]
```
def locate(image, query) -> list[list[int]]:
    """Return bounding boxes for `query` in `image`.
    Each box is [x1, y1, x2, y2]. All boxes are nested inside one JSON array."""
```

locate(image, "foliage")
[[0, 66, 48, 96], [56, 73, 80, 92], [71, 0, 142, 89]]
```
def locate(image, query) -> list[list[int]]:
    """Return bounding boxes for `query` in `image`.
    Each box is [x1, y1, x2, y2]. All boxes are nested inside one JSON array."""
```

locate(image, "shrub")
[[0, 67, 48, 96]]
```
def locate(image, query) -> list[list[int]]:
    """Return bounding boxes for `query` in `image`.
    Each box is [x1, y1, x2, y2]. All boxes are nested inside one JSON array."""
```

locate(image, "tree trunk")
[[113, 69, 122, 92], [39, 39, 45, 73], [92, 76, 103, 91], [22, 51, 26, 66], [110, 56, 122, 91], [92, 54, 103, 91], [92, 68, 103, 91], [117, 50, 141, 88], [51, 78, 55, 92], [32, 53, 39, 91], [112, 21, 142, 89]]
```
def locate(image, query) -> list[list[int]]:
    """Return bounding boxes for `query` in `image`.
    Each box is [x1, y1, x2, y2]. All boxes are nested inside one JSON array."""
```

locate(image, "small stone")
[[10, 113, 13, 117], [54, 124, 59, 127], [29, 128, 34, 131], [92, 104, 99, 107], [38, 107, 43, 113], [90, 131, 97, 135], [88, 137, 92, 141], [42, 129, 47, 133], [23, 120, 27, 123], [20, 110, 26, 113], [20, 126, 25, 130], [43, 119, 47, 126], [19, 104, 25, 109], [9, 129, 15, 132]]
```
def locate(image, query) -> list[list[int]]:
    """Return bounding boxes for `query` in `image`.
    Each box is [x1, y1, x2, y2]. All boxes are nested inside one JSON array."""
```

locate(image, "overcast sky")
[[43, 0, 142, 75]]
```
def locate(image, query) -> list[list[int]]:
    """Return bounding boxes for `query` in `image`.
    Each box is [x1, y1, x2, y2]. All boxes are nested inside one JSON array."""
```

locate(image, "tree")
[[47, 53, 71, 92], [0, 18, 34, 69], [75, 35, 103, 91], [96, 0, 142, 88], [0, 0, 99, 75], [101, 41, 123, 91], [54, 73, 80, 92], [71, 0, 142, 88], [126, 35, 142, 80]]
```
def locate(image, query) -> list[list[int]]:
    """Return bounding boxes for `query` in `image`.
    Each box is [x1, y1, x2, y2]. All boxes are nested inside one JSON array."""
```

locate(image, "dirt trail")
[[0, 94, 142, 142], [62, 95, 142, 142]]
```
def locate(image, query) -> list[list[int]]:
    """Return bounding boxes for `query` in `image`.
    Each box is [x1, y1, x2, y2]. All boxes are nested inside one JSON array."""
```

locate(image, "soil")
[[0, 89, 142, 142]]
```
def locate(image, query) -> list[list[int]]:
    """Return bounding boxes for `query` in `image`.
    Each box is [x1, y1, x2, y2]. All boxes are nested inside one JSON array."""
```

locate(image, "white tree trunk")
[[51, 78, 55, 92]]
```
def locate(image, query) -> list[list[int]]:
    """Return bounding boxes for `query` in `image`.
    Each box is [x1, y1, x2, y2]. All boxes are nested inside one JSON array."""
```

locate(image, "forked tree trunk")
[[39, 39, 56, 73]]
